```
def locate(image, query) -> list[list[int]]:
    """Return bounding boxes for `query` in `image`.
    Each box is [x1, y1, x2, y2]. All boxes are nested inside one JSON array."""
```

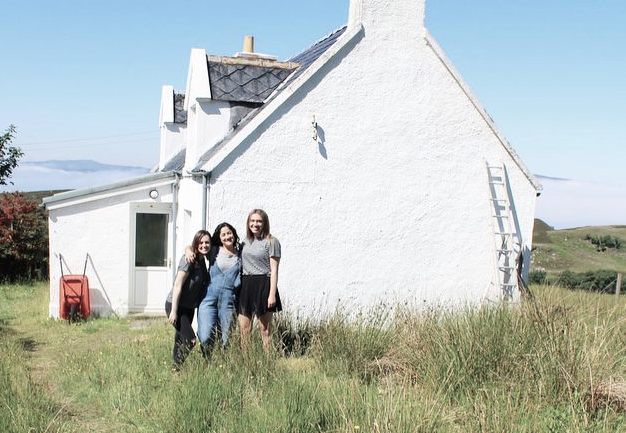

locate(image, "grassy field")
[[531, 221, 626, 277], [2, 281, 626, 432]]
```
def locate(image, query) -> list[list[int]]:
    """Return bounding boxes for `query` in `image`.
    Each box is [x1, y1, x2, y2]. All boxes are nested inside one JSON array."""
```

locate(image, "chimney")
[[243, 35, 254, 54], [348, 0, 425, 39], [235, 35, 277, 61]]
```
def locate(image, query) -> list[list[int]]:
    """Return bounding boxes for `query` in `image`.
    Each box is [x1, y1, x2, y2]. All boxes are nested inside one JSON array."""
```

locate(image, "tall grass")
[[2, 282, 626, 432], [0, 283, 72, 433]]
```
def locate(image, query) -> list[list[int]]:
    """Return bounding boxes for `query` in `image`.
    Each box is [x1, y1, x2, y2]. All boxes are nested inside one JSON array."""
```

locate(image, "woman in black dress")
[[165, 229, 211, 369]]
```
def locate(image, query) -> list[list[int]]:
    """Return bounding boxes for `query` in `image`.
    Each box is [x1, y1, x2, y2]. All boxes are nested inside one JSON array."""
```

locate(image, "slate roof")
[[286, 26, 347, 87], [208, 57, 297, 103], [173, 92, 187, 124], [161, 148, 186, 172], [160, 26, 347, 173]]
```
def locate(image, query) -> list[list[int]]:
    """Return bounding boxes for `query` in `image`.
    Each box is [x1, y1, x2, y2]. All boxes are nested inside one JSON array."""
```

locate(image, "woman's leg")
[[165, 303, 196, 368], [165, 301, 179, 367], [175, 307, 196, 367], [197, 290, 219, 357], [217, 289, 236, 348], [257, 312, 273, 352], [238, 313, 253, 350]]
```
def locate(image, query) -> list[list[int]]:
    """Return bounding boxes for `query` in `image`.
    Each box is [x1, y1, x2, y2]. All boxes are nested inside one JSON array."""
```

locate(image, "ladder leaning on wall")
[[486, 163, 519, 300]]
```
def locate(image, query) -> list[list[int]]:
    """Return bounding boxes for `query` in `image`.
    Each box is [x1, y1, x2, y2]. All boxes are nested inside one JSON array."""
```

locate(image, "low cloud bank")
[[0, 161, 150, 193], [535, 176, 625, 229], [2, 163, 623, 230]]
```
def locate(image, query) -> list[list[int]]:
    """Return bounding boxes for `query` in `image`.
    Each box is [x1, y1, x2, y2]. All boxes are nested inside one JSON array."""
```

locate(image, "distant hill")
[[1, 160, 151, 193], [22, 160, 149, 173], [532, 218, 554, 244], [0, 190, 69, 204], [531, 219, 626, 275]]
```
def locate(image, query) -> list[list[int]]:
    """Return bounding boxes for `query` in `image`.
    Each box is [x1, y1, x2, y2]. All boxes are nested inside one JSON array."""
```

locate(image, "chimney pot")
[[243, 35, 254, 53]]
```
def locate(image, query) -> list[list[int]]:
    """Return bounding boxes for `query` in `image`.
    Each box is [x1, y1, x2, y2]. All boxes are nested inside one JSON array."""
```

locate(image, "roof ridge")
[[288, 25, 348, 62]]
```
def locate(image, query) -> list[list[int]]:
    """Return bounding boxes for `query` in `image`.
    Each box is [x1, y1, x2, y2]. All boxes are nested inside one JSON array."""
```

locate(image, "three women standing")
[[178, 208, 281, 362]]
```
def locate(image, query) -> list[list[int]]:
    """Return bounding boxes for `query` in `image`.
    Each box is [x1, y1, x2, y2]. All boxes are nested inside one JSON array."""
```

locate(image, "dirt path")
[[12, 316, 139, 432]]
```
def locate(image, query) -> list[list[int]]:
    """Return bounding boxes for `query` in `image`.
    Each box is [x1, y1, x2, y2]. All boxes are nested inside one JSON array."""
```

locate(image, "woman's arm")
[[268, 256, 280, 308], [169, 270, 189, 325], [183, 245, 195, 263]]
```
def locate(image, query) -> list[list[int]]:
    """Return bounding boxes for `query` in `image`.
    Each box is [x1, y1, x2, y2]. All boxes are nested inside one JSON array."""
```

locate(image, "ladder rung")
[[497, 249, 513, 253], [495, 232, 511, 236], [490, 198, 508, 202], [499, 266, 516, 270], [487, 165, 503, 170], [500, 284, 517, 287], [492, 214, 509, 218]]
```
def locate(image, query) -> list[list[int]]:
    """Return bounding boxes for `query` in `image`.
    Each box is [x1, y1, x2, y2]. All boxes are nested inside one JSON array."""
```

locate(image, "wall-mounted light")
[[149, 189, 159, 199], [312, 114, 318, 142]]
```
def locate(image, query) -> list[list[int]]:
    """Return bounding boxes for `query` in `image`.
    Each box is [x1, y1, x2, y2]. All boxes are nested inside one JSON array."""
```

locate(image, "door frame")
[[128, 202, 173, 313]]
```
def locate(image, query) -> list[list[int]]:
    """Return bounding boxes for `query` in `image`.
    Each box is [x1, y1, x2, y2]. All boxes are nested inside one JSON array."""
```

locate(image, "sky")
[[1, 0, 625, 227]]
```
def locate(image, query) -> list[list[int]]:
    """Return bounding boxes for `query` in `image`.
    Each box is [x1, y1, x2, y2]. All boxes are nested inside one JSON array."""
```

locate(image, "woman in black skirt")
[[238, 209, 282, 351]]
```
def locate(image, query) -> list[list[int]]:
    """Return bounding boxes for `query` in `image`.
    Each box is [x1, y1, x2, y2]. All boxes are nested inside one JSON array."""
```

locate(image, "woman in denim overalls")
[[196, 222, 241, 357]]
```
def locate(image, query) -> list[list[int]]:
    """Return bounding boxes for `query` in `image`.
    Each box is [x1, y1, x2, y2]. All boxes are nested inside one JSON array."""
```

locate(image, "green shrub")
[[557, 269, 618, 293], [529, 270, 548, 285], [584, 234, 623, 251]]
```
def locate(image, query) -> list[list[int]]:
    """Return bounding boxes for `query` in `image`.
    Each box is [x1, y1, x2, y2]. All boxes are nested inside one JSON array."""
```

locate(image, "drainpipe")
[[171, 172, 181, 282], [191, 170, 211, 230]]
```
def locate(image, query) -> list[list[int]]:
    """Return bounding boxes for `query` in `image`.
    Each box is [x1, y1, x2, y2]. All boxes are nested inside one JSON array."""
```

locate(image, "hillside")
[[531, 219, 626, 276], [0, 190, 67, 204]]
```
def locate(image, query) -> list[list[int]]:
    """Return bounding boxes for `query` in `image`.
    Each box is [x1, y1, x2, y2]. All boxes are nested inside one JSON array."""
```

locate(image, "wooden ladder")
[[487, 163, 519, 300]]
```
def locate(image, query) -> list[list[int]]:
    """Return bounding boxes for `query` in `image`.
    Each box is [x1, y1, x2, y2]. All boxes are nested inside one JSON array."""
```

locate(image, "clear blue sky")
[[2, 0, 625, 186]]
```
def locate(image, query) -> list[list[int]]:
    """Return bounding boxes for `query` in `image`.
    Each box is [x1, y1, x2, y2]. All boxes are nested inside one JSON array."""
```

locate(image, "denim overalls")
[[197, 255, 241, 352]]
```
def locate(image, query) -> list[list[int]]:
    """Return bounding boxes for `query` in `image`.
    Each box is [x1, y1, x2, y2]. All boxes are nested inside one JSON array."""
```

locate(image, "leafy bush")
[[0, 193, 48, 281], [557, 269, 618, 293], [529, 270, 548, 285], [584, 234, 623, 251]]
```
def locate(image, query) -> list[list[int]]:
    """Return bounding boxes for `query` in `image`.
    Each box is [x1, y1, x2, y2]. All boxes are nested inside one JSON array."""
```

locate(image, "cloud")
[[0, 161, 150, 192], [2, 163, 622, 231], [535, 176, 626, 229]]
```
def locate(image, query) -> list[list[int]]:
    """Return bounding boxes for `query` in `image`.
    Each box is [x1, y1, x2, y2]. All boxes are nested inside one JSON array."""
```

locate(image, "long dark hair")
[[246, 208, 270, 241], [211, 222, 240, 248]]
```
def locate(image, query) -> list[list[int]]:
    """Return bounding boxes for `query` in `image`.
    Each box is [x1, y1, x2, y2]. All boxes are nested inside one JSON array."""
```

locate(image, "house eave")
[[42, 171, 180, 210]]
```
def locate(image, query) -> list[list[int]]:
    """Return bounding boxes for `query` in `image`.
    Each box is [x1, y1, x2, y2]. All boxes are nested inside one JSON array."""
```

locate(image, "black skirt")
[[237, 275, 282, 316]]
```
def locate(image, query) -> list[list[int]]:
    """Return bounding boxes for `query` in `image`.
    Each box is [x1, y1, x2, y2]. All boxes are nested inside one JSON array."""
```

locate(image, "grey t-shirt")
[[242, 236, 281, 276], [216, 248, 239, 272]]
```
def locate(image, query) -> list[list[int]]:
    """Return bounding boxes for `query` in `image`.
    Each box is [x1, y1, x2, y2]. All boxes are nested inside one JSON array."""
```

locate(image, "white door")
[[130, 202, 172, 314]]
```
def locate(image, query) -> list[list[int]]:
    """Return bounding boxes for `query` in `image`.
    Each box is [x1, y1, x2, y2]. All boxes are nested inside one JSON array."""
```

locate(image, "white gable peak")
[[159, 85, 174, 125], [184, 48, 211, 110], [349, 0, 425, 39]]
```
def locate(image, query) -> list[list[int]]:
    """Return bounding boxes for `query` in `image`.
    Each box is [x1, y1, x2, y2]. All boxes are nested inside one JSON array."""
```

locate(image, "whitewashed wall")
[[47, 183, 174, 318], [203, 0, 537, 317]]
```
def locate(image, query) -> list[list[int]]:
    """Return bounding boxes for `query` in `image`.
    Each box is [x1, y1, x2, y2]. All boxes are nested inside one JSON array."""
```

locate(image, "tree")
[[0, 193, 48, 281], [0, 125, 23, 185]]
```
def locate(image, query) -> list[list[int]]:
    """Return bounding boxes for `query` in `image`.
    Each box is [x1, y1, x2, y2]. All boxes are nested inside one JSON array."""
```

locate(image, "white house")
[[43, 0, 540, 318]]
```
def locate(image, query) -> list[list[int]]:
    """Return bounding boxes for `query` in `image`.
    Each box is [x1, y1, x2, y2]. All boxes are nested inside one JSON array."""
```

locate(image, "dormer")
[[158, 37, 298, 173]]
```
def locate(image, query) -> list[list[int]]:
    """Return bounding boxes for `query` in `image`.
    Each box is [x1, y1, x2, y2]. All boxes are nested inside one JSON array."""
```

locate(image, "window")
[[135, 213, 168, 267]]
